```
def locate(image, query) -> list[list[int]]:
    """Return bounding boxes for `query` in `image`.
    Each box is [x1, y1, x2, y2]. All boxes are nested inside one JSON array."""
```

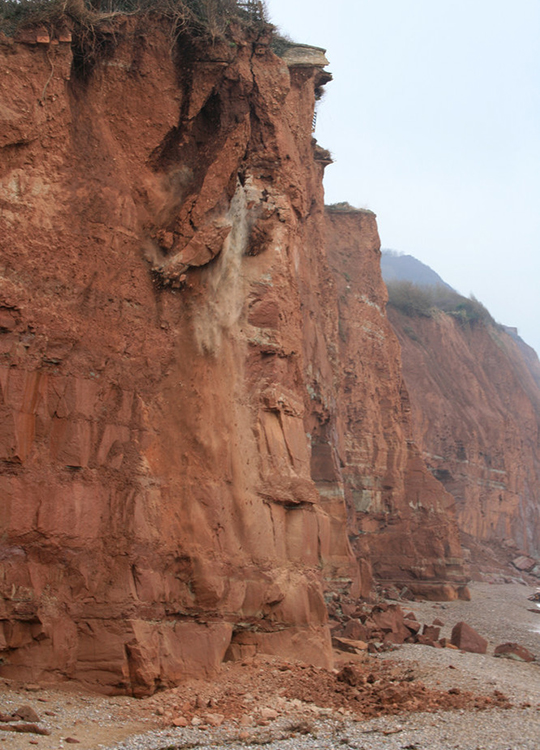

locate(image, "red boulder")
[[494, 642, 535, 663], [450, 622, 487, 654]]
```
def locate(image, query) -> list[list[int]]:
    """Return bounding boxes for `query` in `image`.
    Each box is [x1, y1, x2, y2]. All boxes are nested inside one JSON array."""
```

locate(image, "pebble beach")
[[0, 582, 538, 750]]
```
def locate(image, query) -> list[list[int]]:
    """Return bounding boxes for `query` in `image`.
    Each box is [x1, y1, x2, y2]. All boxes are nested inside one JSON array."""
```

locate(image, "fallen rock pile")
[[138, 654, 513, 731], [328, 596, 536, 662], [329, 599, 452, 652]]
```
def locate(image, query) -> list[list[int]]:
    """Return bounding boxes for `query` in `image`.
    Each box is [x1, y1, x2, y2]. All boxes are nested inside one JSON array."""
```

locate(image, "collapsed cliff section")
[[323, 206, 469, 601], [0, 9, 360, 694], [387, 303, 540, 558]]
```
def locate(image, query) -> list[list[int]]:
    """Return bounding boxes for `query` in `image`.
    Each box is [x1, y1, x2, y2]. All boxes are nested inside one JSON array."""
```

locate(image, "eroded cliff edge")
[[0, 14, 466, 694]]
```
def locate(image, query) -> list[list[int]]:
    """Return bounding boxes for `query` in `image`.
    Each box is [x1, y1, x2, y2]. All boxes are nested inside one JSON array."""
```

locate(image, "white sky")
[[265, 0, 540, 354]]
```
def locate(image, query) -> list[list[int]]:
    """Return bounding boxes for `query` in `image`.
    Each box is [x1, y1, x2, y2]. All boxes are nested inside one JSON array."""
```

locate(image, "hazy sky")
[[265, 0, 540, 354]]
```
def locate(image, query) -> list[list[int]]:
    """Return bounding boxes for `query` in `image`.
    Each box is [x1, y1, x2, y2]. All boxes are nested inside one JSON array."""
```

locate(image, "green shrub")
[[386, 281, 495, 327], [386, 281, 434, 318]]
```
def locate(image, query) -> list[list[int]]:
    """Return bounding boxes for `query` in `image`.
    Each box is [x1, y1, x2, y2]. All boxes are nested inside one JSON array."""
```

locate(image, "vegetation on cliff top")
[[386, 280, 496, 327], [0, 0, 268, 38]]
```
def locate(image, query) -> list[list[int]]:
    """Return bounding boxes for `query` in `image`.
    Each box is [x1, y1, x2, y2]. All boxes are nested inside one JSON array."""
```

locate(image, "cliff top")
[[0, 0, 269, 38], [325, 202, 375, 215]]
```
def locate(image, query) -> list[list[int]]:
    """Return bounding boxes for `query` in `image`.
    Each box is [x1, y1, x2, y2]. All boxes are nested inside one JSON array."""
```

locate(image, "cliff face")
[[324, 209, 468, 599], [388, 309, 540, 556], [0, 17, 467, 694], [0, 18, 359, 694]]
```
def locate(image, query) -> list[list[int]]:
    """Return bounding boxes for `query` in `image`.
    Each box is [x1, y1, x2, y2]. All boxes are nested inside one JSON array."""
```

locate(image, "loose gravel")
[[105, 708, 540, 750]]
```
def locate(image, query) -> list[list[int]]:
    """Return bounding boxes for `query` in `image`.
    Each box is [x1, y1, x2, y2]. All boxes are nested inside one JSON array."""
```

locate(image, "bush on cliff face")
[[0, 0, 268, 37], [386, 281, 434, 318], [386, 281, 495, 327]]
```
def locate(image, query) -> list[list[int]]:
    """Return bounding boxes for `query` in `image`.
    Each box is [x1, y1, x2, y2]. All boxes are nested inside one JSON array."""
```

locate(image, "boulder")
[[404, 619, 421, 634], [422, 625, 441, 641], [494, 642, 535, 663], [336, 665, 363, 686], [342, 619, 369, 641], [450, 622, 487, 654], [13, 706, 40, 723], [341, 602, 358, 617], [416, 634, 436, 647], [260, 708, 278, 721], [370, 604, 410, 644], [512, 556, 537, 572], [331, 636, 368, 654], [172, 717, 189, 727]]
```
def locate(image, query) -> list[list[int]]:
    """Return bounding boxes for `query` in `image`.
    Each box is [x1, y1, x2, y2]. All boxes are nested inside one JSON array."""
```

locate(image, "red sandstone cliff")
[[388, 308, 540, 558], [0, 16, 358, 693], [0, 12, 467, 694], [323, 207, 468, 599]]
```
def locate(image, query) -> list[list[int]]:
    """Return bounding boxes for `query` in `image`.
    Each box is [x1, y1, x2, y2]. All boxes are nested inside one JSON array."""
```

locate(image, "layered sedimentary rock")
[[388, 309, 540, 556], [323, 207, 468, 599], [0, 18, 359, 693], [0, 16, 468, 694]]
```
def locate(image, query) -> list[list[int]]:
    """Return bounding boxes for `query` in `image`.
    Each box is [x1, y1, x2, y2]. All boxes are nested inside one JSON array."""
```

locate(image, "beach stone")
[[14, 706, 40, 723], [494, 642, 535, 662], [337, 665, 363, 686], [422, 625, 441, 641], [451, 621, 487, 654], [405, 619, 421, 634], [342, 619, 368, 641], [205, 713, 225, 727], [260, 708, 278, 720], [416, 634, 436, 647], [332, 636, 368, 653], [172, 717, 189, 727]]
